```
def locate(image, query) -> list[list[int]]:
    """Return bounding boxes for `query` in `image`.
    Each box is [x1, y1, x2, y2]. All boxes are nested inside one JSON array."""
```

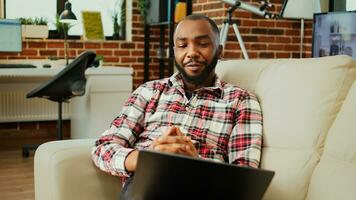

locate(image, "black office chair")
[[23, 51, 96, 157]]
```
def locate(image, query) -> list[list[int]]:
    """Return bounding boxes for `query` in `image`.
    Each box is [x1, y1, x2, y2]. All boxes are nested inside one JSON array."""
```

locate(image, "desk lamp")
[[59, 1, 77, 65]]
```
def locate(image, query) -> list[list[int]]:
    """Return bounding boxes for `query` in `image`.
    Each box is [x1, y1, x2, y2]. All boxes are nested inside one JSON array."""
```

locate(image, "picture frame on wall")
[[312, 11, 356, 59], [82, 11, 104, 40]]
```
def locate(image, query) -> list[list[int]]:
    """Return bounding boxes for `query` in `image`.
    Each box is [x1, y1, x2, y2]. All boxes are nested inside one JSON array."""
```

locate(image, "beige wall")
[[320, 0, 329, 12], [0, 0, 3, 18]]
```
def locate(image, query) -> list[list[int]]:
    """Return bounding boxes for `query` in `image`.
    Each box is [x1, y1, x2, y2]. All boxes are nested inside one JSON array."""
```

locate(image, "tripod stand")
[[220, 6, 249, 59]]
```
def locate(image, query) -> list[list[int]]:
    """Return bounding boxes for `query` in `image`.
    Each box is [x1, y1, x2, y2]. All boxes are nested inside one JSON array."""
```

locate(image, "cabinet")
[[143, 0, 192, 82], [0, 66, 133, 138]]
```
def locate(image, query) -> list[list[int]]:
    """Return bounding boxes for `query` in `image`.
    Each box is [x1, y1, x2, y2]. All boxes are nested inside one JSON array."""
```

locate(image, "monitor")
[[312, 11, 356, 58], [0, 19, 22, 52]]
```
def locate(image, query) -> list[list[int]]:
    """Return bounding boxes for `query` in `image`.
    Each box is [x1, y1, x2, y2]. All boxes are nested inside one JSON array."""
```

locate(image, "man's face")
[[174, 19, 221, 85]]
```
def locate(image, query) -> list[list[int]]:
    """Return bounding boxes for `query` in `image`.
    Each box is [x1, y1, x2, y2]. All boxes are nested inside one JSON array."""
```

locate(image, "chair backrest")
[[27, 51, 96, 102]]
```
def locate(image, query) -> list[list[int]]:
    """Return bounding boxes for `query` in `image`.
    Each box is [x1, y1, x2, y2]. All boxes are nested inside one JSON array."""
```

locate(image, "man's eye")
[[177, 44, 186, 48], [199, 43, 209, 47]]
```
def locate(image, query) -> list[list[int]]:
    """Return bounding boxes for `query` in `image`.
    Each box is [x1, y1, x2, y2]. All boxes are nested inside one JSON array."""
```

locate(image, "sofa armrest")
[[34, 139, 122, 200]]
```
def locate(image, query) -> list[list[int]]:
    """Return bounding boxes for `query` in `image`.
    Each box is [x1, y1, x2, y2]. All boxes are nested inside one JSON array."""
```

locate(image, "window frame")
[[2, 0, 130, 41]]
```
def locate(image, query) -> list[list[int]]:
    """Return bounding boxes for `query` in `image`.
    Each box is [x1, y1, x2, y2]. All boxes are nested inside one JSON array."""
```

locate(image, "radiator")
[[0, 90, 70, 123]]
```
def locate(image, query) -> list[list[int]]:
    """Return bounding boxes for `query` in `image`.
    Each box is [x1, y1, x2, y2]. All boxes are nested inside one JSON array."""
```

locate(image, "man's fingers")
[[157, 135, 187, 144], [154, 143, 188, 154], [175, 127, 184, 136], [164, 126, 177, 136]]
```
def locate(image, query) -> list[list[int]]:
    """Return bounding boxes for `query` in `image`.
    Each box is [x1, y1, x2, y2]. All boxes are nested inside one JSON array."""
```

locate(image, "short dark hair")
[[175, 14, 220, 45]]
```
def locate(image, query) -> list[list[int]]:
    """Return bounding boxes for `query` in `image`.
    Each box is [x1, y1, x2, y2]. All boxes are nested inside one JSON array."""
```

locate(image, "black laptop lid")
[[131, 150, 274, 200]]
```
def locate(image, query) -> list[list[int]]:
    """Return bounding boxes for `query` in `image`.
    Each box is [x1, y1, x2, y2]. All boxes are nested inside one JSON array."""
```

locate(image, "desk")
[[0, 66, 133, 138]]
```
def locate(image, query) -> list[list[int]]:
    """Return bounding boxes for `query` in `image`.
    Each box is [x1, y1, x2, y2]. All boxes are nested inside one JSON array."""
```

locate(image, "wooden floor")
[[0, 148, 35, 200]]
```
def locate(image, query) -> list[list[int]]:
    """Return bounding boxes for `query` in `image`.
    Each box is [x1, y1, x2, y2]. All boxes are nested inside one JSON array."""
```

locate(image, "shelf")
[[143, 0, 192, 82]]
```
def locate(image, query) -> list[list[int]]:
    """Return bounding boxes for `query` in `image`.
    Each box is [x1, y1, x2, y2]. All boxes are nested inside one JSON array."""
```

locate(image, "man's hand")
[[124, 150, 139, 172], [124, 127, 198, 173], [149, 127, 199, 158]]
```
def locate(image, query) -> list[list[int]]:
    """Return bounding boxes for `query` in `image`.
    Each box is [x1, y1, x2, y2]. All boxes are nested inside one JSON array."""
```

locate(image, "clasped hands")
[[149, 126, 199, 158], [124, 126, 198, 172]]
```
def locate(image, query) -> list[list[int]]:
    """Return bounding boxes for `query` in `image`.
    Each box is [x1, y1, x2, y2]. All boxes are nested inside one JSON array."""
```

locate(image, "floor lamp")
[[59, 1, 77, 65], [280, 0, 318, 58]]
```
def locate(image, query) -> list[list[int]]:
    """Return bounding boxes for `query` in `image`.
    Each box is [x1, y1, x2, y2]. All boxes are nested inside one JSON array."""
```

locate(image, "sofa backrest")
[[306, 81, 356, 200], [216, 55, 356, 200]]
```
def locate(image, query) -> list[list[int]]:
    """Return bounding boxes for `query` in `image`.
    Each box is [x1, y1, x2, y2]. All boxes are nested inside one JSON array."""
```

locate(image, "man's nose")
[[186, 45, 199, 59]]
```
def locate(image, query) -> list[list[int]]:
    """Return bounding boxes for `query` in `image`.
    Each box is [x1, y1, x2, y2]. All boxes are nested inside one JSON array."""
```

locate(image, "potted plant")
[[19, 17, 49, 39], [53, 14, 73, 39], [138, 0, 149, 24], [112, 0, 126, 40]]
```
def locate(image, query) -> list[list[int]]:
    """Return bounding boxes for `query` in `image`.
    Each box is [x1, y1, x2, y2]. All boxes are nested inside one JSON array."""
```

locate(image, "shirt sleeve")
[[228, 93, 263, 168], [91, 84, 152, 177]]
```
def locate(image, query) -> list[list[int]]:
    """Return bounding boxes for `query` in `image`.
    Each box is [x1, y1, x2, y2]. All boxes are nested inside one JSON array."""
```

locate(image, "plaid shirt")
[[92, 72, 262, 181]]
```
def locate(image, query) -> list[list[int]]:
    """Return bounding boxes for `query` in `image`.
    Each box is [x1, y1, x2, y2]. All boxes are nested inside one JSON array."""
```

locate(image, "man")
[[92, 14, 262, 199]]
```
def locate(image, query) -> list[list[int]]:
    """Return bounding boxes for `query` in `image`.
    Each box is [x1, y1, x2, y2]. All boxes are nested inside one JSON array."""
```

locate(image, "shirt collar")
[[168, 72, 224, 98]]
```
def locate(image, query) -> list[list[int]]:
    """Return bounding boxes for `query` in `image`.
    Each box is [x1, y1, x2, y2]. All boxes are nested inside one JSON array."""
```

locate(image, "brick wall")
[[0, 0, 312, 88], [193, 0, 312, 59], [0, 0, 312, 141]]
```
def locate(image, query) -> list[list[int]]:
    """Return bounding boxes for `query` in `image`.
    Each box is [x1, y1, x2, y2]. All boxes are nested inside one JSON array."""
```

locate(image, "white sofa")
[[35, 55, 356, 200]]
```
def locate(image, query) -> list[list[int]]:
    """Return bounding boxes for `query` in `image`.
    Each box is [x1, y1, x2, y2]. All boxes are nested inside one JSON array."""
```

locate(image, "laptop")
[[130, 150, 275, 200]]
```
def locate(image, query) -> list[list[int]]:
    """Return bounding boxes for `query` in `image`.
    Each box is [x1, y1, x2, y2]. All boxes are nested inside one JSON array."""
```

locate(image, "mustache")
[[183, 59, 207, 66]]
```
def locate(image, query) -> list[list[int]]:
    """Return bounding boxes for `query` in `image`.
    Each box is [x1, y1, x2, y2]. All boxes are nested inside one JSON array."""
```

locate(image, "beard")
[[175, 54, 219, 85]]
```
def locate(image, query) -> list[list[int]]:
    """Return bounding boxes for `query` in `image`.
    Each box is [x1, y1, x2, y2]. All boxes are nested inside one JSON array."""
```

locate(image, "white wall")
[[347, 0, 356, 11]]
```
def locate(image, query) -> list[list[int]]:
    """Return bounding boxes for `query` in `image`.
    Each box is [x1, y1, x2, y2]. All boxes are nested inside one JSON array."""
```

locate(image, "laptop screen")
[[0, 19, 22, 52]]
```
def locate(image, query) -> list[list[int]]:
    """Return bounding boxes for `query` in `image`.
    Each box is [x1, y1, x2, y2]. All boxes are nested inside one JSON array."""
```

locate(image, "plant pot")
[[22, 25, 49, 39]]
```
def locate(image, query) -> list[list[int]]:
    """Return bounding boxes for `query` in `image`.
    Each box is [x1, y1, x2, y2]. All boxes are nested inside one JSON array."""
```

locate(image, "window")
[[347, 0, 356, 11], [69, 0, 125, 37], [3, 0, 131, 40], [5, 0, 57, 30]]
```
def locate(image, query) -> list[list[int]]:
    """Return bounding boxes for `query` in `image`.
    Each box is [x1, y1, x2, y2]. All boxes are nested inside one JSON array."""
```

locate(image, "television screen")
[[0, 19, 22, 52], [312, 11, 356, 59]]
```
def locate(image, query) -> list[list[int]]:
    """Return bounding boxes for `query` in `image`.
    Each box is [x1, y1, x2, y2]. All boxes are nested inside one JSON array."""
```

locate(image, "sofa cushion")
[[216, 55, 356, 200], [35, 139, 121, 200], [306, 81, 356, 200]]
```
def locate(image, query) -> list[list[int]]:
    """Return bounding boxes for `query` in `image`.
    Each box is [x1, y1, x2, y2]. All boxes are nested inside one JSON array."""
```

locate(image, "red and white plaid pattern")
[[92, 72, 262, 181]]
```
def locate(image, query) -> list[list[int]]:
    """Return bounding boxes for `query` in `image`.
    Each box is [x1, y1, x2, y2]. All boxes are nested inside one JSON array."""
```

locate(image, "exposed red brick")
[[114, 50, 130, 56], [259, 52, 275, 58], [68, 42, 84, 49], [0, 0, 313, 90], [251, 44, 267, 50], [96, 50, 113, 56], [104, 57, 119, 63], [285, 45, 300, 51], [258, 36, 275, 42], [20, 49, 38, 56], [103, 43, 119, 48], [28, 42, 46, 48], [132, 50, 144, 56], [28, 56, 46, 59], [121, 57, 137, 63], [259, 21, 275, 27], [242, 20, 258, 26], [276, 52, 291, 58], [276, 37, 291, 43], [85, 43, 101, 49], [8, 56, 26, 59], [121, 43, 135, 49], [46, 42, 62, 48], [268, 44, 284, 50], [285, 29, 300, 36]]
